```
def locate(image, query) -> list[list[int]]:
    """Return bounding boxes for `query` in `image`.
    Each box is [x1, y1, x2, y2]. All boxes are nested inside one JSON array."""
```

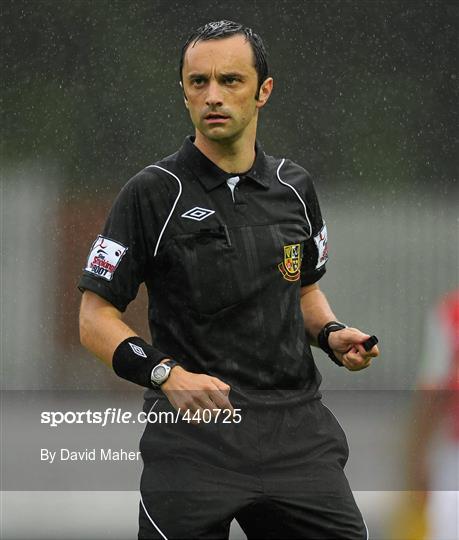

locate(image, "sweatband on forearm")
[[112, 336, 170, 388]]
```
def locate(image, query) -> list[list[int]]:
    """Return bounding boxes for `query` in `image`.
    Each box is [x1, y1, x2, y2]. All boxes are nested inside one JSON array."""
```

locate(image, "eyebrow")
[[187, 71, 246, 80], [220, 72, 245, 78]]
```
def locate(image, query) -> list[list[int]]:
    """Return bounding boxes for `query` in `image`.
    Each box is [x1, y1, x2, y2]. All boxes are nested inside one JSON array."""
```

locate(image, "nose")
[[205, 80, 223, 107]]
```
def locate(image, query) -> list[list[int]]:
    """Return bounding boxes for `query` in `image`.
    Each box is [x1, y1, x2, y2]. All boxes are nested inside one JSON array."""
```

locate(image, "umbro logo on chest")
[[181, 207, 215, 221]]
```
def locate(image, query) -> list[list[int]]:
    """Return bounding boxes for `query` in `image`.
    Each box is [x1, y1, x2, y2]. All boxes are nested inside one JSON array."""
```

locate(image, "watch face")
[[154, 365, 167, 379], [152, 364, 170, 386]]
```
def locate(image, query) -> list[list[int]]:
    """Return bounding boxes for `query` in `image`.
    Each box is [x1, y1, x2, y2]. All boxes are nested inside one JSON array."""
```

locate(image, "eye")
[[191, 77, 206, 87], [224, 76, 239, 85]]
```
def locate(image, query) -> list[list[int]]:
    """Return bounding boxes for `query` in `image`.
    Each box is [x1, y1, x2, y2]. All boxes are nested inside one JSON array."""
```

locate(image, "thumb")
[[345, 328, 370, 344], [332, 328, 369, 352]]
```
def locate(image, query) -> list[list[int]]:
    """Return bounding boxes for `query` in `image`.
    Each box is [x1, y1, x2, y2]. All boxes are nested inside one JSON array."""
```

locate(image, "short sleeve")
[[300, 173, 328, 286], [78, 177, 148, 312]]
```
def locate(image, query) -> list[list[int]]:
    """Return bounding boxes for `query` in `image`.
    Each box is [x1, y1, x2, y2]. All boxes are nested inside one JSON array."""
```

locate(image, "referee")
[[79, 20, 379, 540]]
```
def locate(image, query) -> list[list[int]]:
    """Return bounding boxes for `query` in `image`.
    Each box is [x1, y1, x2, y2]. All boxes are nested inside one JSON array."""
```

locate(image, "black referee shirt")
[[79, 136, 329, 404]]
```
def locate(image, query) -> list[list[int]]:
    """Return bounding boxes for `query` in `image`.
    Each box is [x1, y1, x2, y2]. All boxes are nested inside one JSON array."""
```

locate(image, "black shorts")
[[138, 397, 367, 540]]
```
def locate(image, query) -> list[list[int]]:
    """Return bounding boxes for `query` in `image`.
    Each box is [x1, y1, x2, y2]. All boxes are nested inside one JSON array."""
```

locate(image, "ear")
[[179, 81, 189, 108], [256, 77, 274, 109]]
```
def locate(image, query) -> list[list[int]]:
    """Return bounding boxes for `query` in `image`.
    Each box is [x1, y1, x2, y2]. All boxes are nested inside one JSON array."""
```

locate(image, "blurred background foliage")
[[2, 0, 457, 196]]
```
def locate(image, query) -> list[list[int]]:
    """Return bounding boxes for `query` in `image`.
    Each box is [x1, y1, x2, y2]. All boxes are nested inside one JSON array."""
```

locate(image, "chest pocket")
[[165, 227, 244, 315]]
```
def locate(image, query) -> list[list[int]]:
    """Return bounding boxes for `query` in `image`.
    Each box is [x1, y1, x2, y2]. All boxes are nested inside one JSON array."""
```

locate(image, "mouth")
[[204, 113, 230, 123]]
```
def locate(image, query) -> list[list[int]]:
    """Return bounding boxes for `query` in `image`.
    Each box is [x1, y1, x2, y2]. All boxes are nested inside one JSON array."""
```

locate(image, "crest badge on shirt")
[[278, 243, 302, 282], [313, 223, 328, 269], [84, 235, 128, 281]]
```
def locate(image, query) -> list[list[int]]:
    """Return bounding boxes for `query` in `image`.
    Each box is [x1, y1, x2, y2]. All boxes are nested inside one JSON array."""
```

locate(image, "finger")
[[342, 327, 370, 344], [211, 377, 231, 396], [184, 405, 205, 425], [194, 392, 219, 414], [329, 328, 370, 353], [354, 343, 377, 360], [178, 392, 206, 415], [341, 354, 358, 369], [343, 357, 372, 371], [353, 359, 371, 371], [342, 349, 372, 371], [367, 344, 380, 357], [357, 339, 380, 358], [178, 398, 210, 424], [207, 378, 234, 410], [186, 386, 234, 418], [347, 358, 371, 371], [164, 391, 188, 413], [194, 396, 214, 409], [190, 406, 215, 425], [208, 387, 234, 413]]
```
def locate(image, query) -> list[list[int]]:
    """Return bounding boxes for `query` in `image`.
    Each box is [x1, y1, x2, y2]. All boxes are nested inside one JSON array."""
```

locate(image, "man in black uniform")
[[79, 20, 379, 539]]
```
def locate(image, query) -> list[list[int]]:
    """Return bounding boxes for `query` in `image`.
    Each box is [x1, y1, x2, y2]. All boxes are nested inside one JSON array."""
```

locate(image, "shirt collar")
[[179, 135, 270, 191]]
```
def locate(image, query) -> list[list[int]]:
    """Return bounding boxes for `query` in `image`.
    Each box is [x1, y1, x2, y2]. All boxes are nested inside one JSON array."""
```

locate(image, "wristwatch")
[[317, 321, 347, 366], [150, 359, 179, 387]]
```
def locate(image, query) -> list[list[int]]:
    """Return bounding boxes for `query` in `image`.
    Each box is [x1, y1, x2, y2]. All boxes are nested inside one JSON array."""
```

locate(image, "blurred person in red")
[[405, 289, 459, 539]]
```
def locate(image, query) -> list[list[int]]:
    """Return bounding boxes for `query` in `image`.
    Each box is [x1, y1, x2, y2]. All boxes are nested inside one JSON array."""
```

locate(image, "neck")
[[194, 120, 258, 174]]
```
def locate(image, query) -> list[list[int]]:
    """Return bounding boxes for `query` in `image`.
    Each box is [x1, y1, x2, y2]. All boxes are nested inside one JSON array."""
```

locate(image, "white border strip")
[[147, 165, 183, 257], [276, 158, 312, 237], [140, 492, 168, 540]]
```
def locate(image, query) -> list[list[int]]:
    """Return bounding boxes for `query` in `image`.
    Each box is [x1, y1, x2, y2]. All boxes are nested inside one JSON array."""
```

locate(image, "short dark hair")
[[180, 20, 269, 98]]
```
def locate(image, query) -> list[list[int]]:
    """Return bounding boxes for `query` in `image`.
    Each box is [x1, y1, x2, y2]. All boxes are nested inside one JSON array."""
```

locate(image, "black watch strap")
[[317, 321, 347, 366], [161, 359, 179, 371]]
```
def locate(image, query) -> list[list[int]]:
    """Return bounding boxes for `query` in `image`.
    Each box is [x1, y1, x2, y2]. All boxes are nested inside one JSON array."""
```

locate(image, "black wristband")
[[317, 321, 347, 367], [112, 337, 170, 388]]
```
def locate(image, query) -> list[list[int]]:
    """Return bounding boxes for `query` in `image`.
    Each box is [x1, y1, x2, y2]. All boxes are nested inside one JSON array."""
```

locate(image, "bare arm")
[[300, 283, 336, 345], [300, 283, 379, 370], [79, 290, 138, 366]]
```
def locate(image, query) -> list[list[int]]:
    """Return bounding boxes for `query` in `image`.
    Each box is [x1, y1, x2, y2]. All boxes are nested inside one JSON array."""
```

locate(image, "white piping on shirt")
[[276, 158, 312, 237], [138, 399, 168, 537], [140, 492, 168, 539], [147, 165, 183, 257]]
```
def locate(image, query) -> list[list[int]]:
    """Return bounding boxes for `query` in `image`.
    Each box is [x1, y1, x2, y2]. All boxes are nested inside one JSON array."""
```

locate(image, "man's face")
[[181, 35, 271, 143]]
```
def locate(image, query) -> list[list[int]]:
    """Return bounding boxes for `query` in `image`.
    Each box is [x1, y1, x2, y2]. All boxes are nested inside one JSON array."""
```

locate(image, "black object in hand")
[[362, 335, 378, 352]]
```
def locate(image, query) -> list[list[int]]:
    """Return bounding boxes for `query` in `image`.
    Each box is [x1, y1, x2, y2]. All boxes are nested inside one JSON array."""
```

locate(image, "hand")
[[161, 366, 234, 423], [328, 327, 379, 371]]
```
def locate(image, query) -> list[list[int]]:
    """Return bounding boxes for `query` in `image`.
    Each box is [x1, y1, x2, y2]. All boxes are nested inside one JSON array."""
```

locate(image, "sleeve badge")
[[84, 235, 128, 281], [313, 223, 328, 269]]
